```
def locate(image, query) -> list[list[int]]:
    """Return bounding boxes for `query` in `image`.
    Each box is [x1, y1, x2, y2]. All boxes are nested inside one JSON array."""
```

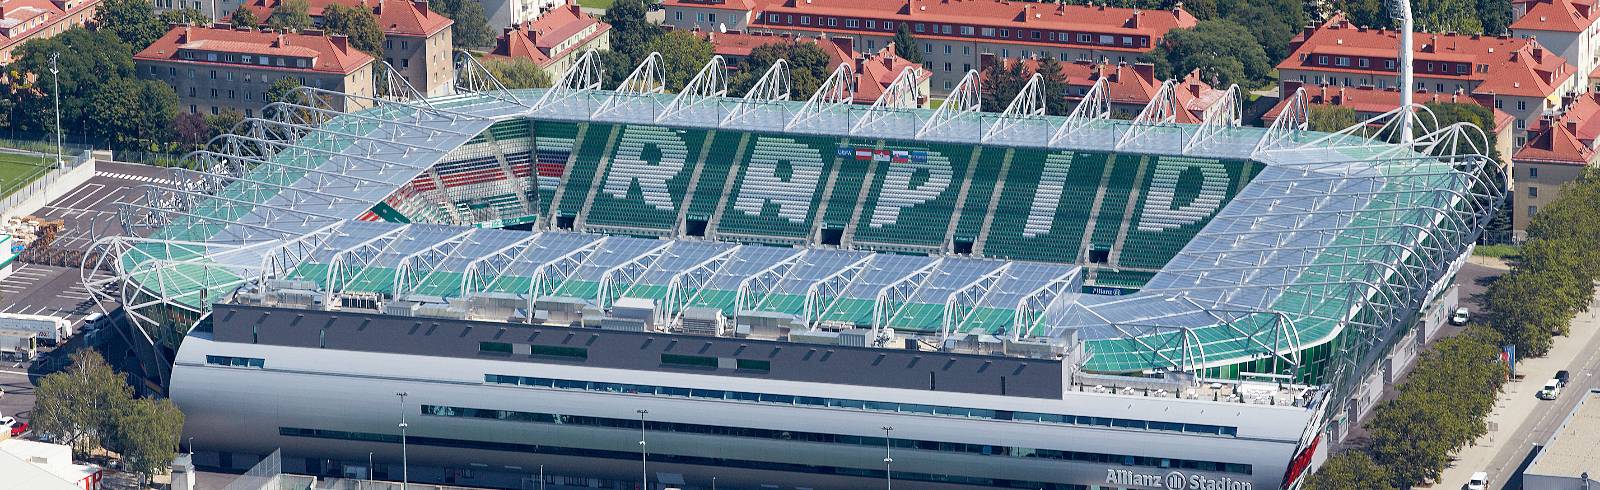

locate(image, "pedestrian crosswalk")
[[96, 171, 174, 187]]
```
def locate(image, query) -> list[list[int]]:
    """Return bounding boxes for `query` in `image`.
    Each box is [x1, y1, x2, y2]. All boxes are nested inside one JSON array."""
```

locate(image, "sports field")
[[0, 151, 54, 198]]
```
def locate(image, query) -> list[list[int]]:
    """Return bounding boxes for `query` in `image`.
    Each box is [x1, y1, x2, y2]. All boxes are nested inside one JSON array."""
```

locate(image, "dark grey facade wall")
[[212, 303, 1064, 399]]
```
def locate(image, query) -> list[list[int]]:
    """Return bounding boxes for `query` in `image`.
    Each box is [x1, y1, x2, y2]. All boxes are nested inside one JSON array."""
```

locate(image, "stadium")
[[82, 52, 1499, 489]]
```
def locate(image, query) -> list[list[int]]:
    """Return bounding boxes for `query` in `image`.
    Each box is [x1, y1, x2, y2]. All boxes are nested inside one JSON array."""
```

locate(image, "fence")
[[0, 136, 93, 157], [0, 149, 94, 216]]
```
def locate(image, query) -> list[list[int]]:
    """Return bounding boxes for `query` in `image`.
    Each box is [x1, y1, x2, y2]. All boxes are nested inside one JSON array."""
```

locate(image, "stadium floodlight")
[[50, 52, 62, 169]]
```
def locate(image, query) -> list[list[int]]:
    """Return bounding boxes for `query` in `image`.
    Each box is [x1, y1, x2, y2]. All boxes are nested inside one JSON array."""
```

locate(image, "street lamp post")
[[881, 426, 894, 490], [637, 409, 649, 490], [397, 392, 410, 490], [49, 52, 62, 169], [539, 464, 545, 490], [711, 476, 717, 490], [187, 437, 194, 455], [369, 452, 375, 483]]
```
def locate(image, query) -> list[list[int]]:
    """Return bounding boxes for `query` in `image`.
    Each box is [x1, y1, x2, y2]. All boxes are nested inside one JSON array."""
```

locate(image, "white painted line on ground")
[[58, 183, 105, 209]]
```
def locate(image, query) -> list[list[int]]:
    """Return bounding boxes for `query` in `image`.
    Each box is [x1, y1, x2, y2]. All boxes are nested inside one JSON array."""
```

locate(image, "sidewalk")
[[1425, 290, 1600, 489]]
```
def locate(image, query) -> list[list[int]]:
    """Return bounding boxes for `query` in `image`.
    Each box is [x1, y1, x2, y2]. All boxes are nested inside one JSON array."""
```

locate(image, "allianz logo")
[[1105, 468, 1253, 490]]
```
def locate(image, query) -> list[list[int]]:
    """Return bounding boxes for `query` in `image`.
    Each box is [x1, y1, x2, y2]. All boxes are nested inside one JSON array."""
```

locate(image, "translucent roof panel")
[[632, 241, 738, 286]]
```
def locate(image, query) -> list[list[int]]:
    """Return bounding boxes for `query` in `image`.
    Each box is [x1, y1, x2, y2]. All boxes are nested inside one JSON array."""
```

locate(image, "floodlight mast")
[[1395, 0, 1414, 143]]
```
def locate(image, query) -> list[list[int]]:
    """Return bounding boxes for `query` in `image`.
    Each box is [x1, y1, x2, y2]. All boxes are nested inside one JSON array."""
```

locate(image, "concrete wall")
[[0, 151, 100, 222]]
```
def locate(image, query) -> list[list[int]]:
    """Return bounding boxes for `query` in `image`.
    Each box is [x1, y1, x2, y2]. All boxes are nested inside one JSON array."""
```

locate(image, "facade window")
[[941, 24, 952, 34], [1494, 99, 1503, 108], [1528, 186, 1538, 198], [205, 355, 264, 368], [189, 104, 197, 113], [210, 106, 219, 115], [944, 62, 951, 71], [1334, 57, 1349, 67], [962, 46, 969, 55], [1518, 100, 1528, 111], [1385, 59, 1396, 69], [1529, 167, 1539, 178], [923, 43, 932, 53], [400, 41, 408, 50], [210, 70, 217, 79], [845, 18, 858, 28], [915, 23, 925, 33], [768, 13, 778, 22], [827, 17, 836, 27], [944, 45, 951, 54], [883, 21, 892, 30], [799, 15, 808, 25], [189, 87, 196, 97], [1001, 48, 1010, 57], [210, 88, 218, 98], [1516, 119, 1526, 129], [959, 26, 974, 35], [981, 27, 994, 37], [865, 19, 874, 29], [999, 29, 1009, 37], [1529, 205, 1538, 216], [1317, 55, 1328, 65]]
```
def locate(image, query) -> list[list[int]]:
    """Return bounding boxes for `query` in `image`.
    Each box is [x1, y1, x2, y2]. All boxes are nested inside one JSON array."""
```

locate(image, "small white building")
[[0, 439, 104, 490]]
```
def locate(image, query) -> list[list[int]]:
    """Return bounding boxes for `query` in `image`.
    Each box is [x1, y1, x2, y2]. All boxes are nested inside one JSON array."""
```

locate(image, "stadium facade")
[[85, 55, 1500, 489]]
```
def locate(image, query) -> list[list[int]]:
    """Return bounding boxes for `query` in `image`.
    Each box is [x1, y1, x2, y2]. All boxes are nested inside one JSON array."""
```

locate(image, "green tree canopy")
[[1336, 0, 1511, 34], [638, 31, 714, 89], [230, 4, 262, 29], [269, 0, 313, 32], [1149, 20, 1270, 88], [30, 351, 134, 458], [603, 0, 663, 58], [892, 23, 924, 65], [733, 42, 832, 100], [94, 0, 166, 50], [482, 57, 553, 89], [85, 78, 179, 151], [1215, 0, 1303, 63], [431, 0, 495, 48], [1308, 106, 1358, 132], [1034, 57, 1073, 115], [108, 398, 186, 485], [158, 7, 212, 27], [10, 29, 137, 136], [323, 4, 386, 57], [1305, 452, 1394, 490]]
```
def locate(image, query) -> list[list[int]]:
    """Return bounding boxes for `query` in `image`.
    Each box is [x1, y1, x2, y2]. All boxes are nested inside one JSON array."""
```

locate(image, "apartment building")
[[1511, 0, 1600, 91], [1279, 13, 1580, 146], [663, 0, 1193, 91], [0, 0, 101, 65], [1512, 92, 1600, 239], [134, 25, 376, 116], [485, 1, 607, 78], [699, 31, 931, 106], [479, 0, 561, 32], [235, 0, 453, 96], [977, 55, 1221, 120]]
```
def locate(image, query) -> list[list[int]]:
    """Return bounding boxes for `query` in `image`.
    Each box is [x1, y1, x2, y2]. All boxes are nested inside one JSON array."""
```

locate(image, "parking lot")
[[22, 160, 176, 254]]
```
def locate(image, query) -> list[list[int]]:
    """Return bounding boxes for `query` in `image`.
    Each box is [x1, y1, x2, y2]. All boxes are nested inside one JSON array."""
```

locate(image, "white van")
[[1537, 379, 1562, 400], [1467, 471, 1488, 490]]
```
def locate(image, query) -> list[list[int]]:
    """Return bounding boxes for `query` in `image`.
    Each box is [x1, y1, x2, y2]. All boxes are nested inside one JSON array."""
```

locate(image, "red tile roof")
[[693, 30, 928, 104], [1511, 0, 1600, 32], [698, 29, 788, 58], [1280, 13, 1576, 98], [662, 0, 756, 11], [237, 0, 451, 37], [1, 0, 97, 51], [1517, 92, 1600, 164], [1261, 82, 1516, 135], [980, 56, 1219, 121], [486, 2, 609, 67], [707, 0, 1192, 53], [134, 25, 374, 74]]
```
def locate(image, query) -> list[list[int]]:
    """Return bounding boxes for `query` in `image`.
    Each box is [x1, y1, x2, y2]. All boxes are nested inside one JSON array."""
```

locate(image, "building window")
[[865, 19, 875, 29], [944, 45, 951, 54], [959, 25, 974, 35], [1385, 59, 1396, 70], [915, 23, 925, 33], [999, 29, 1009, 37], [400, 40, 408, 50], [981, 27, 994, 36], [944, 62, 951, 71], [674, 11, 681, 20], [883, 21, 892, 30], [1529, 167, 1539, 178], [1516, 119, 1526, 129], [923, 43, 932, 53], [962, 46, 969, 55], [941, 24, 952, 34], [1494, 99, 1503, 108], [1317, 55, 1328, 65], [1528, 186, 1538, 198], [1529, 205, 1538, 216], [845, 18, 858, 28], [827, 17, 836, 27], [799, 15, 808, 25], [1518, 100, 1528, 111], [205, 355, 264, 368]]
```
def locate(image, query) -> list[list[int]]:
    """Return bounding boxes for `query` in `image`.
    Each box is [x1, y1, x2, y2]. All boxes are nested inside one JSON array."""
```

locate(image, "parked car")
[[0, 416, 26, 437], [1538, 379, 1563, 400], [1450, 307, 1470, 326], [1556, 369, 1571, 388], [1467, 471, 1488, 490]]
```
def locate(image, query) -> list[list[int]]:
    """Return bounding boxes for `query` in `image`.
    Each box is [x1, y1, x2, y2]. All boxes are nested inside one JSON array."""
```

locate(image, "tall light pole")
[[397, 392, 410, 490], [711, 476, 717, 490], [49, 52, 62, 169], [187, 437, 194, 455], [637, 409, 649, 490], [368, 452, 374, 483], [881, 426, 894, 490]]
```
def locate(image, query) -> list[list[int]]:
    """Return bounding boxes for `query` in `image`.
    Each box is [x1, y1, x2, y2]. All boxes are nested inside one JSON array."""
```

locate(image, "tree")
[[431, 0, 495, 49], [482, 57, 553, 89], [30, 351, 134, 458], [263, 77, 305, 119], [1151, 20, 1270, 88], [733, 42, 832, 100], [1308, 106, 1358, 132], [207, 109, 245, 141], [230, 4, 261, 30], [10, 29, 137, 137], [84, 78, 179, 151], [980, 60, 1028, 113], [1034, 57, 1073, 115], [323, 4, 386, 57], [158, 7, 211, 27], [269, 0, 313, 32], [1215, 0, 1304, 62], [1305, 452, 1394, 490], [94, 0, 166, 51], [893, 23, 924, 65], [174, 112, 211, 148], [108, 398, 185, 485], [639, 31, 714, 89], [603, 0, 662, 58]]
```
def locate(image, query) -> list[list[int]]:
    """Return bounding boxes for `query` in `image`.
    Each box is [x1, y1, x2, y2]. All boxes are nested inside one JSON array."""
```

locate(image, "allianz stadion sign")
[[1106, 468, 1253, 490]]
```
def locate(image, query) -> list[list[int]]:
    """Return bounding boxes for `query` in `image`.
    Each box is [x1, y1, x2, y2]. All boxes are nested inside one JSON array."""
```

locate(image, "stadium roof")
[[89, 54, 1498, 404]]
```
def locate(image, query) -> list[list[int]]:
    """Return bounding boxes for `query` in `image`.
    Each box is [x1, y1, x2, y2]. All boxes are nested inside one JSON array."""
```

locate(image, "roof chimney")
[[1334, 87, 1345, 105], [1132, 62, 1154, 82], [412, 0, 428, 12], [1533, 44, 1545, 63], [181, 25, 192, 43], [331, 33, 349, 53], [1567, 119, 1578, 135]]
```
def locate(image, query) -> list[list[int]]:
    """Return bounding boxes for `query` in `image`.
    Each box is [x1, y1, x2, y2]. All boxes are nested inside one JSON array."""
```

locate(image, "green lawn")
[[0, 152, 54, 198], [577, 0, 614, 9]]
